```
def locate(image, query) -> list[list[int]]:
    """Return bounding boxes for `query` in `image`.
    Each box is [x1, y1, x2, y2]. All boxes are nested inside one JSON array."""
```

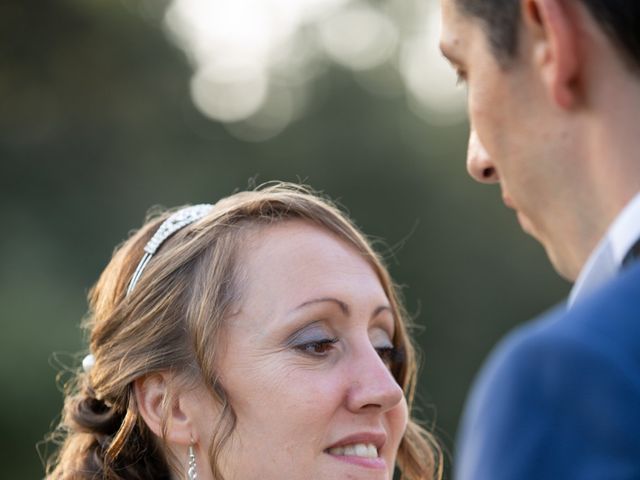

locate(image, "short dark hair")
[[456, 0, 640, 72]]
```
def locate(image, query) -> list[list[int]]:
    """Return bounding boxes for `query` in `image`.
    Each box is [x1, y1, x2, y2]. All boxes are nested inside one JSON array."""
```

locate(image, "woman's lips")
[[325, 433, 388, 470], [325, 444, 387, 470], [327, 443, 378, 458]]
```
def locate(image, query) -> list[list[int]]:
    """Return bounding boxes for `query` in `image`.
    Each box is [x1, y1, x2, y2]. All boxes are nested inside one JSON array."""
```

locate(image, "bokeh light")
[[318, 3, 398, 71], [164, 0, 466, 139], [399, 1, 467, 125]]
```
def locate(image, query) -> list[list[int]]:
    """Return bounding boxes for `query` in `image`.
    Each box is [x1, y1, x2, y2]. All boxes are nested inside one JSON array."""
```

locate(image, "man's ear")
[[134, 372, 195, 445], [522, 0, 581, 109]]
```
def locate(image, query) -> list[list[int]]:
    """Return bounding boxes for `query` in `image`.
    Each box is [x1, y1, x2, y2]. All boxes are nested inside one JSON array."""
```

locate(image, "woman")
[[46, 183, 441, 479]]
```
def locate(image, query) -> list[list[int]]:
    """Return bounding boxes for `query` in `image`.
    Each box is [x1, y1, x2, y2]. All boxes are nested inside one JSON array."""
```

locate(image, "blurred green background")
[[1, 0, 569, 477]]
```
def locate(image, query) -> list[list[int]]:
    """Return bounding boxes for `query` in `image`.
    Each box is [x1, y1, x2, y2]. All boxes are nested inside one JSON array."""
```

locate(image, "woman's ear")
[[134, 372, 195, 445]]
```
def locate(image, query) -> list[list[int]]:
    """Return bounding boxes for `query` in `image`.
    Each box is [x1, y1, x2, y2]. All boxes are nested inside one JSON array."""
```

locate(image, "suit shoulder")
[[455, 264, 640, 480], [490, 262, 640, 379]]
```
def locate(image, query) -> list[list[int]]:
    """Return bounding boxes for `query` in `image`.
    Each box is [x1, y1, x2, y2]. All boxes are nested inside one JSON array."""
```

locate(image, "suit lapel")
[[622, 237, 640, 268]]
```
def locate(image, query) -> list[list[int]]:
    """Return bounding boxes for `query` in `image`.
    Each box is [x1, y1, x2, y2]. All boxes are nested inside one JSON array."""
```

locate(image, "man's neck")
[[569, 192, 640, 306]]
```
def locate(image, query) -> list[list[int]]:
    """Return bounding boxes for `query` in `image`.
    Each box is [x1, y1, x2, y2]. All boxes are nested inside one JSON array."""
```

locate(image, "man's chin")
[[516, 212, 578, 281], [516, 211, 535, 236], [517, 211, 548, 253], [545, 245, 578, 281]]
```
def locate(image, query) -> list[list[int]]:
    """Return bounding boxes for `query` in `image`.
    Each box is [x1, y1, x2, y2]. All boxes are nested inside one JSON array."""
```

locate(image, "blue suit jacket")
[[455, 261, 640, 479]]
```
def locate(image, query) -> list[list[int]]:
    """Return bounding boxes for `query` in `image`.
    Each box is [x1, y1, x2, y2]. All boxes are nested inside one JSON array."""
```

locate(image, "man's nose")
[[467, 130, 499, 183]]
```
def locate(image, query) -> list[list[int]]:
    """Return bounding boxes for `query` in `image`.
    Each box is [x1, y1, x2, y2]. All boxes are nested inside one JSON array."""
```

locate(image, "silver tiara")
[[84, 204, 213, 373], [126, 204, 214, 295]]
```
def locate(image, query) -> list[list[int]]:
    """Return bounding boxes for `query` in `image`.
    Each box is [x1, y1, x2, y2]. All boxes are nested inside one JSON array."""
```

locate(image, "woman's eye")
[[295, 338, 338, 356], [375, 345, 397, 367], [378, 344, 405, 380]]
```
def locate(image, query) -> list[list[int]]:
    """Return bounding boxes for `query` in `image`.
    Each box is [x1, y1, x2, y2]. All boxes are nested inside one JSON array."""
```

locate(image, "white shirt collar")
[[569, 191, 640, 307]]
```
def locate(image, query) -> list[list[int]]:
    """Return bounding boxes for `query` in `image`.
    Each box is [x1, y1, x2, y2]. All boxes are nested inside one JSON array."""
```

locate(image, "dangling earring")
[[187, 442, 198, 480]]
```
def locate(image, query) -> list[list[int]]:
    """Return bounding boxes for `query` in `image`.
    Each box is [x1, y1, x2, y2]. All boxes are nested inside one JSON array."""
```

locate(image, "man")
[[439, 0, 640, 478]]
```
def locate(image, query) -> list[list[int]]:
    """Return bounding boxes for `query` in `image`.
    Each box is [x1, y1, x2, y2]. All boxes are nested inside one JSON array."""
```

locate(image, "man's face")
[[439, 0, 580, 278]]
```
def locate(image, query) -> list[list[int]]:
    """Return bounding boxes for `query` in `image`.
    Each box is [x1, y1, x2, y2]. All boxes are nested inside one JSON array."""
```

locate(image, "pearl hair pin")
[[82, 354, 95, 373]]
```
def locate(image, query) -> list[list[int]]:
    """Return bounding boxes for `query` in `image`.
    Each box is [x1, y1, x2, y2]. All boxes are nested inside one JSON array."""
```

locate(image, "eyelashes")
[[294, 337, 338, 356], [375, 345, 397, 367], [293, 338, 405, 379], [385, 345, 406, 380]]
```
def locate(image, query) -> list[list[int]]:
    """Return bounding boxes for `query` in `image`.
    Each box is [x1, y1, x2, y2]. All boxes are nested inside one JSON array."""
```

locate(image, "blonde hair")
[[46, 182, 442, 479]]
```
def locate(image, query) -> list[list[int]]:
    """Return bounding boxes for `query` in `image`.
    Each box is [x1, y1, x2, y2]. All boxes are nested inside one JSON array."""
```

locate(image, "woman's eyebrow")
[[291, 298, 392, 319], [291, 297, 350, 315], [372, 305, 392, 318]]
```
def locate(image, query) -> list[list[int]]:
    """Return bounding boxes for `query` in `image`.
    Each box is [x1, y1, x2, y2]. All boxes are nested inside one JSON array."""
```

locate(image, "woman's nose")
[[346, 346, 404, 413], [467, 130, 499, 183]]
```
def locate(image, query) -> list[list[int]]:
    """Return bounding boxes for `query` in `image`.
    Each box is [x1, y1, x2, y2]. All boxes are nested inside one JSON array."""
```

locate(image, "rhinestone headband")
[[126, 204, 214, 295], [83, 204, 213, 373]]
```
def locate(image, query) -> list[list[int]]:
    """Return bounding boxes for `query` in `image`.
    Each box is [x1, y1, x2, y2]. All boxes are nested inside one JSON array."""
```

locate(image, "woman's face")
[[195, 220, 408, 480]]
